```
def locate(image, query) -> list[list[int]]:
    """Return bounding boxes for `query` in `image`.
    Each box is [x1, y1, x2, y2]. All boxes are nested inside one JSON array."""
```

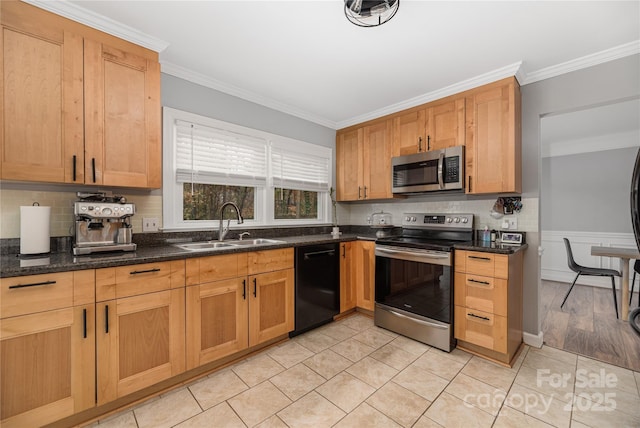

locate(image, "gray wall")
[[161, 74, 336, 149], [521, 53, 640, 335], [541, 147, 638, 233]]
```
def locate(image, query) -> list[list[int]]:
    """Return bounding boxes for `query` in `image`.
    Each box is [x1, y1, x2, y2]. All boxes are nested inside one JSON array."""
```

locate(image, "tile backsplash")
[[343, 197, 538, 232], [0, 188, 162, 239], [0, 183, 538, 240]]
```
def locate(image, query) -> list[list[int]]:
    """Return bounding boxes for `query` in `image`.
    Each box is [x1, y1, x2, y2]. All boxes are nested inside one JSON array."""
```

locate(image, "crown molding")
[[335, 62, 524, 129], [160, 62, 338, 129], [22, 0, 169, 52], [520, 40, 640, 85]]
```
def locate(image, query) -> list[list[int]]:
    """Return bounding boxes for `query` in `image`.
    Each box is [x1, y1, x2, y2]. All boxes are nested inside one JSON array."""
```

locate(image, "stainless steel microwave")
[[392, 146, 464, 194]]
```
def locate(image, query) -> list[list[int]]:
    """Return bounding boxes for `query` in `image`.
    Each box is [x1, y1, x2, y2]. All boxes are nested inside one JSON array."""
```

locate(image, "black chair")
[[630, 260, 640, 307], [560, 238, 620, 319]]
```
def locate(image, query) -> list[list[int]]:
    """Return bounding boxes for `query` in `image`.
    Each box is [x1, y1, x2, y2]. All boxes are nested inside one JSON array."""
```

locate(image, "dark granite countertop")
[[0, 233, 378, 278], [454, 241, 528, 254], [1, 227, 527, 277]]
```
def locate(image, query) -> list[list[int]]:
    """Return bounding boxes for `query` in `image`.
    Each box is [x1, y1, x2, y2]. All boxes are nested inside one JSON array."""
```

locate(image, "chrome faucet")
[[218, 202, 244, 241]]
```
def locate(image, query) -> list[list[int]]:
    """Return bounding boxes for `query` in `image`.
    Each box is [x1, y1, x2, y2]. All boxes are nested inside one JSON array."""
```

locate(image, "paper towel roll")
[[20, 205, 51, 254]]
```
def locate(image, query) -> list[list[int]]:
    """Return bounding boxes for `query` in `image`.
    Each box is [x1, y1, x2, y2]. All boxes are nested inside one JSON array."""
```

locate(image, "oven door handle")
[[388, 309, 448, 330], [376, 247, 449, 259]]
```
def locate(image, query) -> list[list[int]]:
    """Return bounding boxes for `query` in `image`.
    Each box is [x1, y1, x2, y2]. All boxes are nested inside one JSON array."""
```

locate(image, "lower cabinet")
[[340, 242, 356, 313], [454, 249, 523, 366], [95, 261, 186, 404], [186, 249, 294, 370], [0, 271, 95, 428], [355, 240, 376, 311]]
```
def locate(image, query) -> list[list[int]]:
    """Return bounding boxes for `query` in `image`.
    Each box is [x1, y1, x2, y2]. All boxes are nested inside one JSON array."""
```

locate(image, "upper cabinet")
[[393, 98, 465, 156], [0, 1, 161, 189], [336, 119, 396, 202], [84, 40, 161, 188], [465, 78, 521, 194]]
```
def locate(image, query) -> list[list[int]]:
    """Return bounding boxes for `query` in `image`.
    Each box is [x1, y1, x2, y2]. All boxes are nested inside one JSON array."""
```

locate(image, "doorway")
[[539, 98, 640, 371]]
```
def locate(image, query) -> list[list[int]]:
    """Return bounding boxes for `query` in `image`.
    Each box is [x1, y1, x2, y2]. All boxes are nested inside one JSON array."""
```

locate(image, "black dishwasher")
[[291, 243, 340, 336]]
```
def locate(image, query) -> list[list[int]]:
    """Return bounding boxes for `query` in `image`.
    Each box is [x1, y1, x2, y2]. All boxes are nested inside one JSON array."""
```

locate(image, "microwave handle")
[[437, 151, 445, 190]]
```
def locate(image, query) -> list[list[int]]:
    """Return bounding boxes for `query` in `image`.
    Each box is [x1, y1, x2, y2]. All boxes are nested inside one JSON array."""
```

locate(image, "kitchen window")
[[163, 107, 332, 230]]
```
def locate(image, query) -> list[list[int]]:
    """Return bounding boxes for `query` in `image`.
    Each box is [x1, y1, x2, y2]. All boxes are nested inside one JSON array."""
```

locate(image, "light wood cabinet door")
[[96, 289, 185, 404], [84, 39, 161, 188], [336, 128, 363, 201], [393, 109, 426, 156], [465, 78, 521, 194], [363, 120, 393, 200], [340, 242, 356, 313], [186, 278, 249, 369], [0, 5, 84, 184], [0, 305, 95, 427], [248, 268, 294, 346], [426, 98, 465, 151], [355, 241, 376, 311]]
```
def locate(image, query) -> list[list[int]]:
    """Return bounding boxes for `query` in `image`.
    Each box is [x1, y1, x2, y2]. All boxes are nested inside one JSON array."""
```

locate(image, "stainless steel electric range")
[[374, 213, 474, 352]]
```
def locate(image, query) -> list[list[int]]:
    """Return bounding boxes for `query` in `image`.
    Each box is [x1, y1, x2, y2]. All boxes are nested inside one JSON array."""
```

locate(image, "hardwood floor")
[[541, 279, 640, 371]]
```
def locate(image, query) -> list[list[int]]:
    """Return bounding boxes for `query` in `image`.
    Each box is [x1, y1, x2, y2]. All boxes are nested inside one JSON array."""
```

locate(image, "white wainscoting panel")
[[541, 230, 638, 290]]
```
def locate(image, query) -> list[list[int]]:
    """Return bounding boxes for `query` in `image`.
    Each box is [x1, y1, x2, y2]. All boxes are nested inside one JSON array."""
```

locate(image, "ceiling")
[[29, 1, 640, 130]]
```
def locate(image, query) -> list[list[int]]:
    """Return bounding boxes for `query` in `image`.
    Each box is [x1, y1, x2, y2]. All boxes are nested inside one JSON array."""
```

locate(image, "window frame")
[[162, 107, 332, 231]]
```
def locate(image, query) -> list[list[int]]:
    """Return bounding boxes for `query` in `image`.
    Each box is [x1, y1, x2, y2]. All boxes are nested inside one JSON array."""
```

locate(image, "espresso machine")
[[73, 192, 137, 255]]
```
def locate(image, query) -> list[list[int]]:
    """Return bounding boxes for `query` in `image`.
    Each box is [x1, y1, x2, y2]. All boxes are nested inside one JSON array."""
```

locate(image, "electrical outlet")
[[501, 217, 518, 230], [143, 217, 159, 232]]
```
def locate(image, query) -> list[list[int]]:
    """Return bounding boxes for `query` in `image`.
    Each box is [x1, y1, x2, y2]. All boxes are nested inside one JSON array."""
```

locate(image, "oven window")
[[375, 257, 452, 324]]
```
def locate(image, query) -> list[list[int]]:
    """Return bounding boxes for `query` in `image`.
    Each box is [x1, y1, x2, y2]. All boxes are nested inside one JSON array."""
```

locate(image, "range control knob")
[[410, 216, 417, 222], [405, 216, 411, 222], [446, 217, 453, 223], [454, 217, 460, 223], [461, 217, 469, 223]]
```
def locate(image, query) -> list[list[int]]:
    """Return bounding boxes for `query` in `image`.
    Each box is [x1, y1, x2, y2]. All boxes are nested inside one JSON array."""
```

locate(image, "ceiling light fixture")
[[344, 0, 399, 27]]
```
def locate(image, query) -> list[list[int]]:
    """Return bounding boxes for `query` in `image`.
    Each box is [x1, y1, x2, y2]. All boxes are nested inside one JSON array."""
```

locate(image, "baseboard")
[[523, 330, 544, 348]]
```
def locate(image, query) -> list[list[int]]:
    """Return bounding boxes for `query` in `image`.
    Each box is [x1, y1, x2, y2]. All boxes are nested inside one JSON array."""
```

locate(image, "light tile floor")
[[90, 314, 640, 428]]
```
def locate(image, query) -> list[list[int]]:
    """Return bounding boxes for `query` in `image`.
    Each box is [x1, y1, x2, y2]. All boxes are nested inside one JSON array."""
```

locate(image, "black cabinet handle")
[[468, 278, 490, 285], [418, 137, 422, 151], [83, 308, 87, 338], [9, 280, 56, 289], [358, 186, 362, 199], [427, 135, 431, 151], [253, 278, 257, 297], [105, 305, 109, 334], [468, 313, 490, 321], [342, 244, 346, 258], [468, 176, 472, 193], [469, 256, 491, 261], [130, 268, 161, 275], [364, 186, 368, 199], [72, 155, 77, 181], [242, 279, 246, 300], [91, 158, 96, 183], [304, 249, 335, 259]]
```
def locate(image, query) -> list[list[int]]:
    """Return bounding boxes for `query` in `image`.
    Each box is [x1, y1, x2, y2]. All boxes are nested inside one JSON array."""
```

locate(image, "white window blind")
[[175, 119, 267, 187], [271, 142, 330, 192]]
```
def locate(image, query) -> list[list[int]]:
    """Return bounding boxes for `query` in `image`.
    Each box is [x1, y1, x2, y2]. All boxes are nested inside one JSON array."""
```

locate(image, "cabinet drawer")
[[185, 253, 248, 286], [454, 306, 507, 353], [454, 272, 507, 316], [459, 251, 508, 279], [248, 248, 294, 275], [96, 261, 180, 301], [1, 272, 74, 318]]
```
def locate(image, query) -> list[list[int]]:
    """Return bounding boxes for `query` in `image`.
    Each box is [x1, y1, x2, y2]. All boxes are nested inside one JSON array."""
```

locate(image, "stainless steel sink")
[[229, 238, 286, 246], [173, 241, 238, 251], [174, 238, 286, 252]]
